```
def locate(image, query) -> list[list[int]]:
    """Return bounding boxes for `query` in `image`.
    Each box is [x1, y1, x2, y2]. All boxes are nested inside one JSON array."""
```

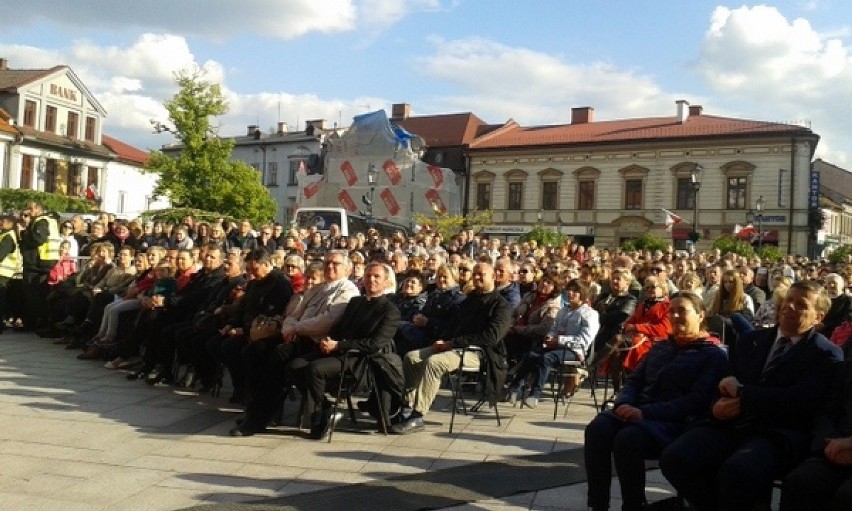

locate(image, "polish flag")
[[661, 209, 682, 232]]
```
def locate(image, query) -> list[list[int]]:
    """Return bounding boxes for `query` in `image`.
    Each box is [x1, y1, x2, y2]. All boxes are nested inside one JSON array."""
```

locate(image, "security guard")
[[0, 215, 21, 334], [19, 201, 60, 330]]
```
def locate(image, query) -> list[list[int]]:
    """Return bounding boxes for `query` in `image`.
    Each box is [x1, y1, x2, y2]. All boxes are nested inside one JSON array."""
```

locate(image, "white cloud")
[[697, 5, 852, 164], [417, 37, 679, 125]]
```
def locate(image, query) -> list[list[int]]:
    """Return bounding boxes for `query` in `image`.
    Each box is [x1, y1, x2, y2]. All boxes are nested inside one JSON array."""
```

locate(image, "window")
[[542, 181, 558, 210], [625, 179, 643, 209], [85, 116, 96, 142], [288, 160, 302, 185], [23, 100, 36, 128], [676, 178, 695, 210], [251, 163, 261, 173], [87, 166, 99, 188], [20, 155, 34, 189], [66, 111, 79, 139], [44, 159, 57, 193], [45, 106, 57, 133], [267, 162, 278, 186], [508, 182, 523, 210], [68, 164, 82, 196], [727, 177, 748, 209], [476, 182, 491, 210], [578, 180, 595, 210]]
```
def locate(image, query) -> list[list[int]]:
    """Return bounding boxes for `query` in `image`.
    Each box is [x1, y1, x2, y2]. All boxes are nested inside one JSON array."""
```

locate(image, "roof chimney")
[[688, 105, 703, 117], [0, 58, 8, 70], [676, 100, 690, 123], [247, 124, 258, 136], [277, 121, 288, 134], [306, 119, 327, 131], [571, 107, 594, 124], [391, 103, 411, 120]]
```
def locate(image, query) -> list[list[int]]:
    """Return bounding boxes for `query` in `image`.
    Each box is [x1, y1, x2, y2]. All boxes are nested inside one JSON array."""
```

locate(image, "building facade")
[[466, 101, 818, 255], [0, 58, 112, 198]]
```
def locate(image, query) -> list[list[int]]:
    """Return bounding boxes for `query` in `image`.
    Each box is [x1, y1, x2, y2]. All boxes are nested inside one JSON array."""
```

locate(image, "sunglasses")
[[518, 269, 530, 274]]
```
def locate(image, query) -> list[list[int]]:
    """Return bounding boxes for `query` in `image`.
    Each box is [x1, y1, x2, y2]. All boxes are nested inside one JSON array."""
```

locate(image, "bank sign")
[[809, 169, 820, 209]]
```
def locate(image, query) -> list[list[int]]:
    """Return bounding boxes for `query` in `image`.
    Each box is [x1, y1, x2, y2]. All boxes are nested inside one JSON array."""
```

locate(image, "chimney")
[[277, 121, 288, 134], [247, 124, 258, 136], [688, 105, 703, 117], [571, 107, 595, 124], [305, 119, 327, 131], [391, 103, 411, 120], [676, 100, 690, 123], [0, 58, 7, 70]]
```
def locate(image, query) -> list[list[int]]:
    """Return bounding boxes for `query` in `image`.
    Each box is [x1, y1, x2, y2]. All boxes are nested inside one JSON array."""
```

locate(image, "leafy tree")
[[828, 244, 852, 265], [756, 244, 784, 263], [519, 224, 569, 247], [620, 232, 668, 253], [712, 234, 755, 258], [413, 209, 493, 240], [0, 189, 97, 214], [145, 70, 276, 224]]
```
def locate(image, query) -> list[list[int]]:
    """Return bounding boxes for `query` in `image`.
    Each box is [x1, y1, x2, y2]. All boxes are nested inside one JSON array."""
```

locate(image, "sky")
[[1, 1, 851, 166]]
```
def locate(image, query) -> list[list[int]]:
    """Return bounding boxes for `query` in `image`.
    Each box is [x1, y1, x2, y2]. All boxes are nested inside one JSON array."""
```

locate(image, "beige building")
[[466, 100, 818, 255], [0, 58, 113, 197]]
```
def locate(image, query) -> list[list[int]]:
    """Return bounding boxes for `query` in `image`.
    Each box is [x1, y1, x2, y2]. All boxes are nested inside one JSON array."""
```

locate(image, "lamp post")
[[755, 195, 765, 251], [537, 209, 543, 229], [689, 164, 703, 246], [362, 163, 379, 227]]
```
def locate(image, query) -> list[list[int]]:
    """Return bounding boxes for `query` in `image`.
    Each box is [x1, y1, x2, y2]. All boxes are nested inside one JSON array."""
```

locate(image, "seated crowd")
[[3, 204, 852, 510]]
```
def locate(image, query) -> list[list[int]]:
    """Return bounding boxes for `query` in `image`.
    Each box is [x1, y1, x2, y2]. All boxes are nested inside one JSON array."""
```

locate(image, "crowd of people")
[[1, 201, 852, 510]]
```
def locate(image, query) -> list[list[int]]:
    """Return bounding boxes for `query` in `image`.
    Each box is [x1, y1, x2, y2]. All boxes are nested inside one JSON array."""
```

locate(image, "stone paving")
[[0, 330, 677, 510]]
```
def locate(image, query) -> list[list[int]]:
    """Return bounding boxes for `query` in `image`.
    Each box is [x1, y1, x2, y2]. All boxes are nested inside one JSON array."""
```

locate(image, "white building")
[[101, 134, 169, 217]]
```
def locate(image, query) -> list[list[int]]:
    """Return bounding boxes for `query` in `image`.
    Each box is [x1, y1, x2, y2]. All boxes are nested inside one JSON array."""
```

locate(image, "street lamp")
[[755, 195, 765, 251], [362, 163, 379, 227], [689, 164, 703, 245], [537, 209, 543, 228]]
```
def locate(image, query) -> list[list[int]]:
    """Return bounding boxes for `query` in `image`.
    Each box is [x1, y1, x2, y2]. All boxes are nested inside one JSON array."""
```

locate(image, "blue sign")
[[760, 215, 786, 223], [809, 170, 820, 208]]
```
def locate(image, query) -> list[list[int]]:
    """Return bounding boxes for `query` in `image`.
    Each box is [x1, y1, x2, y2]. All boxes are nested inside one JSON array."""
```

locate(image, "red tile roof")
[[102, 134, 149, 166], [0, 107, 16, 136], [394, 112, 501, 146], [469, 113, 814, 150], [0, 66, 66, 91]]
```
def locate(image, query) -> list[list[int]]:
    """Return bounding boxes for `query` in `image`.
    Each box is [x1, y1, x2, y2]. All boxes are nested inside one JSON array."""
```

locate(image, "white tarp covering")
[[296, 110, 461, 226]]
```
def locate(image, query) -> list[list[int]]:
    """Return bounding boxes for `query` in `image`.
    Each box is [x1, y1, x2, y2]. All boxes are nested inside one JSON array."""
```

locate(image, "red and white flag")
[[735, 223, 756, 240], [661, 208, 682, 232]]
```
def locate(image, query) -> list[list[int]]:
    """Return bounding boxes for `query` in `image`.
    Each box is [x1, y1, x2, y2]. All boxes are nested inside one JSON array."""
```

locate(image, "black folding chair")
[[550, 343, 595, 419], [448, 346, 500, 434], [326, 349, 390, 443]]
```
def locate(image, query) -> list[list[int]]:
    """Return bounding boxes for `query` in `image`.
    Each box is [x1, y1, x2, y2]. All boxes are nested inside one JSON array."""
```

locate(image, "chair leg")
[[327, 372, 346, 443], [373, 381, 389, 435]]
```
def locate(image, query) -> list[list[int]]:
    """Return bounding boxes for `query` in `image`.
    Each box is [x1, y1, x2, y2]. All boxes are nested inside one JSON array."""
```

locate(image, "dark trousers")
[[206, 333, 248, 397], [659, 425, 788, 510], [306, 355, 344, 420], [157, 320, 194, 377], [286, 349, 326, 420], [510, 348, 577, 398], [781, 456, 852, 511], [22, 271, 49, 328], [584, 412, 663, 511], [0, 277, 8, 326]]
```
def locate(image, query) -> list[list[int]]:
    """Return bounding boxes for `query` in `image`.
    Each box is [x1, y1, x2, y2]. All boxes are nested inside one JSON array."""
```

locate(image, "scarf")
[[672, 330, 714, 347]]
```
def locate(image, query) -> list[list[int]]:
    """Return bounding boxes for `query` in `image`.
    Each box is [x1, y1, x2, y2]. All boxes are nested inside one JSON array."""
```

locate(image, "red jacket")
[[48, 257, 77, 286], [623, 298, 672, 371]]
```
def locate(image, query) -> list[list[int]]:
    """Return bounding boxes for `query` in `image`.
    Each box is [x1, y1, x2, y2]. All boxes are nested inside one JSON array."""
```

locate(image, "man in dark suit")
[[659, 280, 843, 510], [290, 262, 401, 440]]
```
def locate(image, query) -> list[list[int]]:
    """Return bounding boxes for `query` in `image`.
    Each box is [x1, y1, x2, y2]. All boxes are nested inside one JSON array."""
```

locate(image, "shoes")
[[127, 370, 148, 381], [117, 356, 142, 369], [145, 365, 164, 385], [229, 426, 256, 437], [77, 345, 104, 360], [506, 388, 521, 406], [180, 369, 197, 389], [309, 410, 343, 440], [523, 396, 539, 409], [104, 357, 124, 369], [389, 416, 425, 435]]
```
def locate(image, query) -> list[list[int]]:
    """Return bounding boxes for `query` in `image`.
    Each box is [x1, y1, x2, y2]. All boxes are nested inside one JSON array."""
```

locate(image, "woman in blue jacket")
[[584, 291, 728, 511]]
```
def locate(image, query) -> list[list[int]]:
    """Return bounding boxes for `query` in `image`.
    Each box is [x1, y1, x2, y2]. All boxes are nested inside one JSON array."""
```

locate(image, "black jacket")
[[447, 289, 512, 405], [592, 291, 638, 354], [234, 268, 293, 330]]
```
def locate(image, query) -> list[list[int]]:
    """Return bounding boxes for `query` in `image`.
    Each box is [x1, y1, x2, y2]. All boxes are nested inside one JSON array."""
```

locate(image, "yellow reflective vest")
[[34, 215, 61, 262], [0, 229, 21, 279]]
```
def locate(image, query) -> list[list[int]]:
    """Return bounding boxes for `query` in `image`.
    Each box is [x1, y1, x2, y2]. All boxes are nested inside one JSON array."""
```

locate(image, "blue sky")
[[1, 1, 850, 165]]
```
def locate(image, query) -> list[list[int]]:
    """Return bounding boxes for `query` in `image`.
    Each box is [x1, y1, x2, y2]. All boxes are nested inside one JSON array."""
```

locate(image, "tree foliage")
[[518, 224, 570, 247], [620, 232, 668, 253], [756, 244, 784, 263], [412, 209, 493, 240], [145, 70, 276, 224], [0, 189, 97, 214], [828, 244, 852, 265], [712, 234, 755, 257]]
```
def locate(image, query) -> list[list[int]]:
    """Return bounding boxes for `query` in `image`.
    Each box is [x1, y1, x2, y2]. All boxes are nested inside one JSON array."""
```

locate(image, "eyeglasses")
[[650, 268, 665, 273], [458, 268, 472, 273], [518, 269, 530, 274], [644, 285, 659, 290], [262, 232, 272, 235]]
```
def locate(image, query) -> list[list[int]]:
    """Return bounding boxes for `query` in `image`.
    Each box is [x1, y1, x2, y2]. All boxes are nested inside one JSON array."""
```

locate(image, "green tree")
[[519, 224, 569, 247], [712, 234, 755, 258], [412, 209, 493, 240], [145, 70, 276, 224], [620, 232, 668, 253], [828, 244, 852, 265], [756, 244, 784, 263]]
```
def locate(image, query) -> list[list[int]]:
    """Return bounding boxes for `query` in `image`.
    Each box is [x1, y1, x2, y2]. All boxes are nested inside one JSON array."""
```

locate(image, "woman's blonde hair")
[[710, 269, 746, 316]]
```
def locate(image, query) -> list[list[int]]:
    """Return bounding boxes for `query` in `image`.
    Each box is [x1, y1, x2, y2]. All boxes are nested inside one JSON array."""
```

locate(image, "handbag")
[[249, 315, 282, 342], [829, 321, 852, 347]]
